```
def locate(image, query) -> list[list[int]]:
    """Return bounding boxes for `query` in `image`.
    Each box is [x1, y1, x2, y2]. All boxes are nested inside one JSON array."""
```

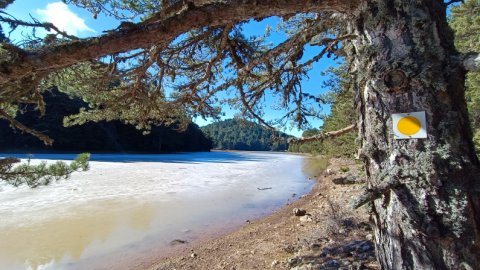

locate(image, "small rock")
[[293, 208, 307, 216], [292, 193, 297, 197], [169, 239, 188, 246], [366, 233, 373, 241], [299, 216, 313, 223], [190, 253, 197, 258], [358, 222, 372, 231], [271, 260, 279, 267], [342, 218, 356, 228], [332, 175, 357, 185], [283, 244, 296, 253], [338, 228, 346, 234], [287, 257, 300, 266]]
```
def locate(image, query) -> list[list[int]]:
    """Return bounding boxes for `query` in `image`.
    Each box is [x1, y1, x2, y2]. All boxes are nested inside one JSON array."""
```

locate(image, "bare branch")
[[236, 80, 275, 130], [309, 34, 357, 46], [0, 109, 54, 145], [289, 124, 356, 144], [238, 22, 325, 76], [0, 12, 78, 40], [351, 179, 401, 209]]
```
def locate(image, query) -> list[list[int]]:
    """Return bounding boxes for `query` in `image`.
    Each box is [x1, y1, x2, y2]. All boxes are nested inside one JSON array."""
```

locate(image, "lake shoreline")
[[0, 151, 315, 270], [135, 158, 379, 270]]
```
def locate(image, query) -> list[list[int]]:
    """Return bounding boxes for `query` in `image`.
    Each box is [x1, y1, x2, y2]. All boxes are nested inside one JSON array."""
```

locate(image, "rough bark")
[[348, 0, 480, 269], [0, 0, 357, 88]]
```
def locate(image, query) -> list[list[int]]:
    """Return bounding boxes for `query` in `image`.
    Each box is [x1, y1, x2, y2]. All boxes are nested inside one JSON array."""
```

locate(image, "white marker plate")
[[392, 111, 427, 139]]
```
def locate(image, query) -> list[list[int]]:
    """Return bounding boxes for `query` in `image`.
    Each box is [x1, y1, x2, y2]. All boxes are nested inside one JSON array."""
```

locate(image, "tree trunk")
[[347, 0, 480, 269]]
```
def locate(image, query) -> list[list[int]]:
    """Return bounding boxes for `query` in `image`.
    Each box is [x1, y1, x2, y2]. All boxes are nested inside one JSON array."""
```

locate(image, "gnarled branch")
[[289, 123, 356, 144], [0, 109, 54, 145], [0, 0, 358, 88], [351, 178, 401, 209]]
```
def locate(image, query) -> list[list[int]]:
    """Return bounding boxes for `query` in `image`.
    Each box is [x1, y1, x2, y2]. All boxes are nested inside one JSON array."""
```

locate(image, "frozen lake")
[[0, 151, 319, 270]]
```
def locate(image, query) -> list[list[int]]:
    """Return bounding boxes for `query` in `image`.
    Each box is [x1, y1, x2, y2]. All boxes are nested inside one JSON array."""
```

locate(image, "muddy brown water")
[[0, 151, 326, 270]]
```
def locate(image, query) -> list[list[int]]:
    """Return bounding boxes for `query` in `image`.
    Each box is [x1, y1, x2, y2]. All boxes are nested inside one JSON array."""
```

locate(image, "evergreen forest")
[[0, 88, 212, 153], [201, 119, 290, 151]]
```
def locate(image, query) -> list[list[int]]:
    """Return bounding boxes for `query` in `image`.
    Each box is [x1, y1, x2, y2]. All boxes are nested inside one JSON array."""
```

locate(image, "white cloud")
[[36, 2, 95, 36]]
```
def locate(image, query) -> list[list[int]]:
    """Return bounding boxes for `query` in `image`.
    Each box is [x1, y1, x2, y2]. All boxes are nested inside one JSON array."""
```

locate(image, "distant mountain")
[[201, 119, 291, 151], [0, 89, 212, 153]]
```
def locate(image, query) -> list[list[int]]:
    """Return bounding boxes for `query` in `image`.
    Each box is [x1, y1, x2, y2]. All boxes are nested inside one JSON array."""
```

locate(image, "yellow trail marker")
[[397, 116, 421, 135], [392, 111, 427, 139]]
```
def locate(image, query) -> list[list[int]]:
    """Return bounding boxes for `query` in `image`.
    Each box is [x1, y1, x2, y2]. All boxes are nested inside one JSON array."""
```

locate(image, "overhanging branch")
[[0, 109, 54, 145], [289, 124, 356, 144], [0, 0, 358, 88]]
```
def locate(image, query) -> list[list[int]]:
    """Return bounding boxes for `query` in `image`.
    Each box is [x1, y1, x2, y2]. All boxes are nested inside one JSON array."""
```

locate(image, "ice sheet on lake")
[[0, 151, 312, 270]]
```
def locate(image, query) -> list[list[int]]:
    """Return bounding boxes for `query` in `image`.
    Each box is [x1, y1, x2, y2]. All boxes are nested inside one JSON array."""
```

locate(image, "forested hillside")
[[201, 119, 290, 151], [0, 89, 212, 153]]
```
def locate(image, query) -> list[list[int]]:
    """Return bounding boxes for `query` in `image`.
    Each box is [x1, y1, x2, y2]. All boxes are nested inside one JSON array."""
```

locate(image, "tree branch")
[[236, 80, 275, 130], [289, 124, 356, 144], [0, 109, 54, 145], [351, 178, 401, 209], [0, 0, 358, 88], [0, 14, 78, 40]]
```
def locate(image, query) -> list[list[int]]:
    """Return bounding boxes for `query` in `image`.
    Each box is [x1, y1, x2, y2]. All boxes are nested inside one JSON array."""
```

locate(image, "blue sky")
[[4, 1, 339, 137]]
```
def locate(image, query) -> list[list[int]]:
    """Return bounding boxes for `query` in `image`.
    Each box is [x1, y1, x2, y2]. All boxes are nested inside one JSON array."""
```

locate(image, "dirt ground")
[[143, 158, 379, 270]]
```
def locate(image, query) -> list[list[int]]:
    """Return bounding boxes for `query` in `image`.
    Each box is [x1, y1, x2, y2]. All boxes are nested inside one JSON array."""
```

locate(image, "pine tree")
[[450, 0, 480, 153], [0, 1, 478, 268]]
